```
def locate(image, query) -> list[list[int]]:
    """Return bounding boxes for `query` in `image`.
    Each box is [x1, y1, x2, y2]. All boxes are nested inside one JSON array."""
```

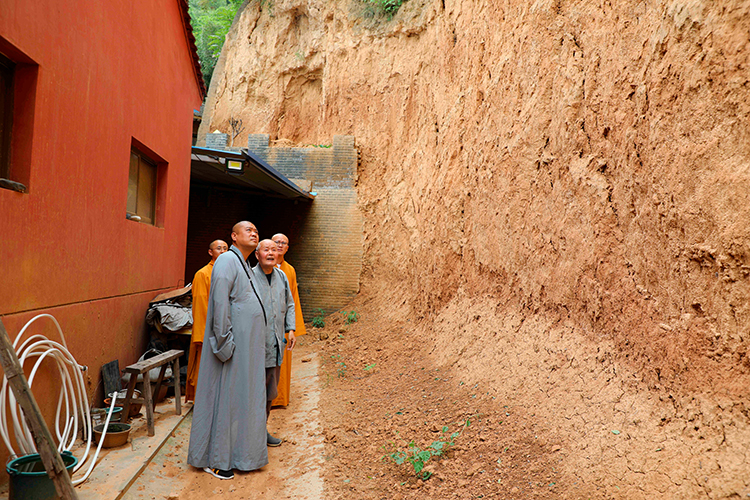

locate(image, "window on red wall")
[[127, 140, 167, 226], [128, 148, 158, 224], [0, 53, 14, 181], [0, 39, 38, 194]]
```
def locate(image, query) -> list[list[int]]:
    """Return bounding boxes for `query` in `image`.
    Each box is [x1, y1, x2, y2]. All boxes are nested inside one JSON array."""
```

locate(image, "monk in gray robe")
[[252, 239, 296, 446], [187, 221, 268, 480]]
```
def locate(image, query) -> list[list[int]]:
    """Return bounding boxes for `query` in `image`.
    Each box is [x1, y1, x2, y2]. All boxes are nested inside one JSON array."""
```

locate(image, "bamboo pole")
[[0, 318, 78, 500]]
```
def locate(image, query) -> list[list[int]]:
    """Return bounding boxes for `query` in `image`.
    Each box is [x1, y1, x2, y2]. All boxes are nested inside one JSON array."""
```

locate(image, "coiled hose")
[[0, 314, 117, 485]]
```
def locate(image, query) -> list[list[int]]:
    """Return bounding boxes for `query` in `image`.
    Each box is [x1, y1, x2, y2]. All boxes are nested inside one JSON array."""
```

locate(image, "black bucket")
[[6, 451, 77, 500]]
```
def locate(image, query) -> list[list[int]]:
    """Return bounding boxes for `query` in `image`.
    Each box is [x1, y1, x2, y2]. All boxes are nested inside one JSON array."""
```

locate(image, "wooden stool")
[[121, 349, 184, 436]]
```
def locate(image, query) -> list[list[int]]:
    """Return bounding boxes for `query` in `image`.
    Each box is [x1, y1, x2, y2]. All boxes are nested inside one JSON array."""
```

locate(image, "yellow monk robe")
[[185, 261, 213, 402], [272, 260, 307, 407]]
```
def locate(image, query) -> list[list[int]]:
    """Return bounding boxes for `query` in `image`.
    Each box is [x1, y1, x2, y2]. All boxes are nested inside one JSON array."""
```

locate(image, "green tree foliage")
[[189, 0, 245, 88]]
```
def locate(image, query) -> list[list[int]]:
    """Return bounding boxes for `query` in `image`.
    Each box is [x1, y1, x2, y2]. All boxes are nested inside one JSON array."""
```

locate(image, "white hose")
[[74, 390, 118, 485], [0, 314, 119, 485]]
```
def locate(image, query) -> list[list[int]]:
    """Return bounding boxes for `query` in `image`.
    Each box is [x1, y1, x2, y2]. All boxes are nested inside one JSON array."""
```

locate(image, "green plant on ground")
[[364, 363, 376, 371], [326, 354, 346, 378], [329, 354, 347, 377], [342, 310, 360, 325], [386, 419, 469, 480], [365, 0, 407, 19], [312, 308, 326, 328]]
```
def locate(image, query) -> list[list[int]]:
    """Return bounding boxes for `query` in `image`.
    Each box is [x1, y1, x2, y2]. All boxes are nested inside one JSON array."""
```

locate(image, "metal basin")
[[93, 422, 132, 448]]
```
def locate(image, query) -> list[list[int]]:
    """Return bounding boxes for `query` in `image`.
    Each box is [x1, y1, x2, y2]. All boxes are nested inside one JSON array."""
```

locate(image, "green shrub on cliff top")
[[366, 0, 407, 19]]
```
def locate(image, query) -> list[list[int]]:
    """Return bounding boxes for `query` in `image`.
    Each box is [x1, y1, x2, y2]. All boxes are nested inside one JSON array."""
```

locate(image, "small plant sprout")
[[364, 363, 376, 371], [312, 308, 326, 328], [342, 310, 360, 325], [385, 422, 466, 480]]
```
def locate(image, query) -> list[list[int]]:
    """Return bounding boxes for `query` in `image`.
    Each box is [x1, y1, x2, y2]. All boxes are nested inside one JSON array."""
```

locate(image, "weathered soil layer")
[[201, 0, 750, 496]]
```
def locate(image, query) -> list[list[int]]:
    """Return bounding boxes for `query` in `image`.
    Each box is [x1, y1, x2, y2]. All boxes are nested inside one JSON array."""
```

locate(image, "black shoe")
[[267, 431, 282, 447], [203, 467, 234, 480]]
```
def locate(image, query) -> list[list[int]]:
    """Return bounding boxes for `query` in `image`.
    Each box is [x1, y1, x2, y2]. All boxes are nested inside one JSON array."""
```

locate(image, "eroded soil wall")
[[201, 0, 750, 496]]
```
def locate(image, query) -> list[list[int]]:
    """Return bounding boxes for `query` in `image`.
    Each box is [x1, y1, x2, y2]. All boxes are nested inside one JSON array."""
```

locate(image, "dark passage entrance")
[[186, 136, 363, 322], [184, 147, 313, 283]]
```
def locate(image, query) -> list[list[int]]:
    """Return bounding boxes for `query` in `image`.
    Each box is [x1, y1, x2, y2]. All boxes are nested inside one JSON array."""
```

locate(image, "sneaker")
[[203, 467, 234, 480], [267, 431, 282, 447]]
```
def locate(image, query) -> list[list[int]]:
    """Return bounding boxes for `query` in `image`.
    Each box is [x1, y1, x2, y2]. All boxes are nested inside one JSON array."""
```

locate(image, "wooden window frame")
[[0, 37, 39, 194], [0, 52, 14, 181], [127, 139, 168, 227]]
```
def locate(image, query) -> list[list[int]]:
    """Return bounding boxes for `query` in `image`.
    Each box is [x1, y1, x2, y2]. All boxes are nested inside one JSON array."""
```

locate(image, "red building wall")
[[0, 0, 203, 479]]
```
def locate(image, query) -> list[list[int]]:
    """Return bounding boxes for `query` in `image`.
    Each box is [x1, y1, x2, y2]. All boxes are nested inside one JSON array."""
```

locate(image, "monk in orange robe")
[[185, 239, 228, 402], [271, 233, 307, 406]]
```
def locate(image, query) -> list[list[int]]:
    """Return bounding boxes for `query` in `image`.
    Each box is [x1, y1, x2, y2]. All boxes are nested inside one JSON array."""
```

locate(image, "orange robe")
[[272, 260, 306, 406], [186, 261, 213, 402]]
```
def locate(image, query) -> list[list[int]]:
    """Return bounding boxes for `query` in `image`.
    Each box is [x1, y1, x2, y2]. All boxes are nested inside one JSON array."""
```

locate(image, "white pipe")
[[0, 314, 118, 485], [72, 392, 117, 485]]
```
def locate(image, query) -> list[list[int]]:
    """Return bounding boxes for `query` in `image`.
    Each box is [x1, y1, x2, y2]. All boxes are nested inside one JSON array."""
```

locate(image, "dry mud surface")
[[198, 0, 750, 497], [123, 338, 324, 500], [317, 309, 563, 499], [317, 300, 750, 499], [125, 303, 748, 498]]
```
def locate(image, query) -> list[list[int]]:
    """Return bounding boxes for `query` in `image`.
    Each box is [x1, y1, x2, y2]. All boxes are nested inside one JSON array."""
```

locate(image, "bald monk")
[[188, 221, 269, 478], [271, 233, 307, 407], [185, 239, 228, 402]]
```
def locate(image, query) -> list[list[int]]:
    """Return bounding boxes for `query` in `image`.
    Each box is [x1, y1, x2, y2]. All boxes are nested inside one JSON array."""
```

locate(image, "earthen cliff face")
[[201, 1, 750, 495]]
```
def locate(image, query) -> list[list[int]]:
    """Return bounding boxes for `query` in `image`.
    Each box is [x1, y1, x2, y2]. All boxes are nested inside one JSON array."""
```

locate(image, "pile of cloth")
[[145, 285, 193, 333], [142, 285, 194, 389]]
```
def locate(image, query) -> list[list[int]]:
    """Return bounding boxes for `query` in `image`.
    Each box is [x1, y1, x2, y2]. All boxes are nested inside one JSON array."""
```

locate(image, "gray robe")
[[251, 265, 295, 368], [187, 246, 268, 471]]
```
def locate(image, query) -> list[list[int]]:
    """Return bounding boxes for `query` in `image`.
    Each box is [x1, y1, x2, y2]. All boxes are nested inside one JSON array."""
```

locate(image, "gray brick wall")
[[247, 134, 362, 321], [247, 134, 270, 154], [206, 133, 228, 149]]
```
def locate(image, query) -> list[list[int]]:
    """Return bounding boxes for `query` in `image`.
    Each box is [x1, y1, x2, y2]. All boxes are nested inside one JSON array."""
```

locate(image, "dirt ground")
[[122, 289, 750, 498], [315, 307, 565, 499], [124, 339, 324, 500], [127, 311, 568, 500], [316, 292, 750, 499]]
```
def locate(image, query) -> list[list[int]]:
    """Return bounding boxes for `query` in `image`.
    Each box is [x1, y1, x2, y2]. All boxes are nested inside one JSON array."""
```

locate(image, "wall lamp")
[[226, 159, 245, 175]]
